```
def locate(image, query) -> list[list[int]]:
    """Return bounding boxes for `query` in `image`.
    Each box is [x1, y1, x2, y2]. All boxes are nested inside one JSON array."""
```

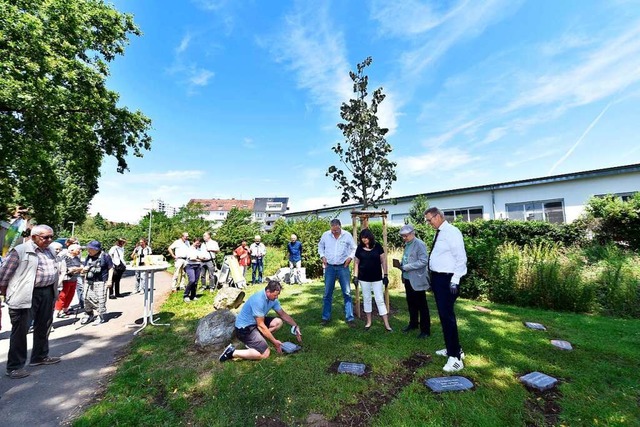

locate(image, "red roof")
[[189, 198, 254, 211]]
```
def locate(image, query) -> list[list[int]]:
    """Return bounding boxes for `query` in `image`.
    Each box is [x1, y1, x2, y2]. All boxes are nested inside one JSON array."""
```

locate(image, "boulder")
[[213, 287, 245, 310], [268, 267, 312, 284], [194, 309, 236, 350]]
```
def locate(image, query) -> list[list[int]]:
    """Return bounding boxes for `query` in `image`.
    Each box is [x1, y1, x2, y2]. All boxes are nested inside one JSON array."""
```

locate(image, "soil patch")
[[522, 381, 563, 426], [329, 353, 432, 427]]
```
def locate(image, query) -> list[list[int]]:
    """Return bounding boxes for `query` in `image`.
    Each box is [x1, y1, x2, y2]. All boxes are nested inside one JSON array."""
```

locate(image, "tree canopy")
[[0, 0, 152, 227], [327, 57, 397, 210]]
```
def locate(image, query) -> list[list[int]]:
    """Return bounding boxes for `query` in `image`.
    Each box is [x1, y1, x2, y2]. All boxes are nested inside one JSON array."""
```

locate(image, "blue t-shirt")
[[235, 290, 282, 328], [287, 241, 302, 262]]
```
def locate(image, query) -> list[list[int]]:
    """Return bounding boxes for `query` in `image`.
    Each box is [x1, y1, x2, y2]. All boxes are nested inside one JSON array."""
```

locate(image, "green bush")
[[579, 193, 640, 251]]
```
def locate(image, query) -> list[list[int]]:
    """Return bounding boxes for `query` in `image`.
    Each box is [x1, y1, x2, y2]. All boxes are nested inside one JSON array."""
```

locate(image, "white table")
[[126, 263, 170, 335]]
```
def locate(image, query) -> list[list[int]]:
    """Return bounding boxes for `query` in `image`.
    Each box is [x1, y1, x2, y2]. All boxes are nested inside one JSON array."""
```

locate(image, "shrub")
[[579, 193, 640, 251]]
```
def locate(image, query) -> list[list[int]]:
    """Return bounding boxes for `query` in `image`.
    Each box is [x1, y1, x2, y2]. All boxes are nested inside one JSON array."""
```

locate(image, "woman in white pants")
[[353, 228, 392, 332]]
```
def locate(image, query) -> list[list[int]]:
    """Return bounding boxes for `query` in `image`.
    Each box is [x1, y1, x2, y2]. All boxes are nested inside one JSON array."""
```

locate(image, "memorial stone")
[[424, 376, 474, 393], [337, 362, 366, 376], [524, 322, 546, 331], [550, 339, 573, 350], [281, 342, 301, 354], [473, 306, 492, 313], [519, 371, 558, 391]]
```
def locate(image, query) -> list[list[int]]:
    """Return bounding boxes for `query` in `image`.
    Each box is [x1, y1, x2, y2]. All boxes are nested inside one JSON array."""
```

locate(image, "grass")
[[73, 278, 640, 427]]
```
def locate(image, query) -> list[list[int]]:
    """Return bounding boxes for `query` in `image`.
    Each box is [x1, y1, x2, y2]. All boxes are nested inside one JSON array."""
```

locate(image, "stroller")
[[214, 255, 247, 289]]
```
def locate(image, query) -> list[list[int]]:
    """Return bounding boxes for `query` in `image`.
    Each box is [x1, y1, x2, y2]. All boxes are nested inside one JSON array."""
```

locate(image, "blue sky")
[[92, 0, 640, 223]]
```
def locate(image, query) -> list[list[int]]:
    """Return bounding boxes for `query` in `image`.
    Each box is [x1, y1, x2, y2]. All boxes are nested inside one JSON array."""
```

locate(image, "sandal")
[[56, 312, 67, 318], [364, 324, 371, 331]]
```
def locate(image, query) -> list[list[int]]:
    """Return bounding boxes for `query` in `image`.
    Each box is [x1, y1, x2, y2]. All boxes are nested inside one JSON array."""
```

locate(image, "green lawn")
[[73, 280, 640, 427]]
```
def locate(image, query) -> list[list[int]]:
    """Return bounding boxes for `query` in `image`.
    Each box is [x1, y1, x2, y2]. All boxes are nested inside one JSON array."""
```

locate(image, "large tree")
[[327, 57, 397, 210], [0, 0, 152, 227]]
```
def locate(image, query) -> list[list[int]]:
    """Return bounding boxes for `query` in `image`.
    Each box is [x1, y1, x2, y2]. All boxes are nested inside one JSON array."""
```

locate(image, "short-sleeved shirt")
[[235, 290, 282, 329], [84, 252, 114, 282], [355, 242, 385, 282]]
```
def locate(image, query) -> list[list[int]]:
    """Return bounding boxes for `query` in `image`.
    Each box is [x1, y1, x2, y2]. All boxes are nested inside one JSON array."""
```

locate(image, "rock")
[[267, 267, 312, 284], [194, 309, 236, 350], [213, 287, 245, 310]]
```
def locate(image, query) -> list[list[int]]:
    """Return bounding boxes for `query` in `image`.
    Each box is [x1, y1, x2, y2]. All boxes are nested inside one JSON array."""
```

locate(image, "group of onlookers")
[[0, 229, 153, 379]]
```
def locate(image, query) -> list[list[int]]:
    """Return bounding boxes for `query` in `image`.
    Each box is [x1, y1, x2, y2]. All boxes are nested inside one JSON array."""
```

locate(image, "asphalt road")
[[0, 271, 173, 426]]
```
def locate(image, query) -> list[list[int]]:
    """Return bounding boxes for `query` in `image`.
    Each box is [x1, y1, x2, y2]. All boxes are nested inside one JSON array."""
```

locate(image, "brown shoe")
[[29, 356, 61, 366], [6, 368, 30, 379]]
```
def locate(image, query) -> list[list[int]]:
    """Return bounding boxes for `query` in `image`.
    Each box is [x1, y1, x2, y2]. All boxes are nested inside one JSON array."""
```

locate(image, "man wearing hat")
[[393, 224, 431, 339], [108, 237, 127, 298], [81, 240, 114, 326]]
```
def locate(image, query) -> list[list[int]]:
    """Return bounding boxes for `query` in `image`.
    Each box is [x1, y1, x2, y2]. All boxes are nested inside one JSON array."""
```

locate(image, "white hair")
[[31, 224, 53, 236], [68, 243, 81, 251]]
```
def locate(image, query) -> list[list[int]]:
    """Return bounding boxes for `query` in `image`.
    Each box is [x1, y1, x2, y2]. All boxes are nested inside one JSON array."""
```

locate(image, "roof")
[[288, 163, 640, 216], [189, 198, 254, 211], [253, 197, 289, 212]]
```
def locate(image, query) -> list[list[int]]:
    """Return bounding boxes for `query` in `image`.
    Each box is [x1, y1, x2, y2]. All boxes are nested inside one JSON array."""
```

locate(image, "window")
[[442, 207, 483, 222], [595, 192, 638, 201], [266, 202, 283, 211], [391, 213, 409, 222], [506, 199, 565, 224]]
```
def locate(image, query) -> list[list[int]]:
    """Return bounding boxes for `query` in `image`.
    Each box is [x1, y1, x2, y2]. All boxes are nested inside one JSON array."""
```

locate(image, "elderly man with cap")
[[249, 235, 267, 284], [424, 207, 468, 373], [393, 224, 431, 339], [80, 240, 114, 326], [0, 225, 61, 379]]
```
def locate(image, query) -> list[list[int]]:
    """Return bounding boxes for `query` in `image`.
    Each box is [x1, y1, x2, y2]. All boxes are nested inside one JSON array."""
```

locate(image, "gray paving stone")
[[524, 322, 547, 331], [519, 371, 558, 391], [337, 362, 366, 376], [424, 376, 474, 393], [550, 339, 573, 350]]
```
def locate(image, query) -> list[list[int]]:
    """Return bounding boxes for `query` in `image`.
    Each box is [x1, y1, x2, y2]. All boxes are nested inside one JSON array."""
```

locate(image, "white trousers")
[[360, 280, 387, 316]]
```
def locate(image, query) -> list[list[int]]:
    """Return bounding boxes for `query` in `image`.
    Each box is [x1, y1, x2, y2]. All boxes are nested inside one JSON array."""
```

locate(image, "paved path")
[[0, 271, 173, 426]]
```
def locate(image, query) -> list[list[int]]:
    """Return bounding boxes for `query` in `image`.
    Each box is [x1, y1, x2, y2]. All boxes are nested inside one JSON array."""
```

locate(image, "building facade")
[[190, 198, 254, 226], [286, 164, 640, 226]]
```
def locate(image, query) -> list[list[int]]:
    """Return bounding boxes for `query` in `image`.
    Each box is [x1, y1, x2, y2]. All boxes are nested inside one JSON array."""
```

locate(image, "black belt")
[[431, 271, 453, 276], [329, 263, 347, 266], [177, 257, 187, 259]]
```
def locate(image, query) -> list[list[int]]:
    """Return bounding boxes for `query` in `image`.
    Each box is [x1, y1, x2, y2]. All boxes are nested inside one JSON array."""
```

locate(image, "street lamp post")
[[67, 221, 76, 237], [144, 209, 152, 248]]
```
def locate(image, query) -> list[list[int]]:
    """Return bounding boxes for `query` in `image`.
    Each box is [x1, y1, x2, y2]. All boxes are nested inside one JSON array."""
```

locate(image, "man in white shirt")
[[168, 232, 190, 291], [108, 238, 127, 299], [425, 207, 468, 373], [201, 232, 220, 290], [249, 235, 267, 284], [317, 219, 356, 326]]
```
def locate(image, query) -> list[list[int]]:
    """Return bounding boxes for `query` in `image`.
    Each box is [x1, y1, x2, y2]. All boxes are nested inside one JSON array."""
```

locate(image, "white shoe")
[[183, 297, 191, 303], [80, 314, 94, 325], [435, 348, 465, 360], [443, 356, 464, 372], [92, 315, 105, 326]]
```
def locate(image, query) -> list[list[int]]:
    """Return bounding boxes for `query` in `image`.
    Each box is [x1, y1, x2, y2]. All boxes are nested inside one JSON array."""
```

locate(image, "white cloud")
[[370, 0, 465, 37], [243, 138, 256, 149], [396, 147, 475, 176], [176, 33, 191, 54], [189, 69, 215, 86]]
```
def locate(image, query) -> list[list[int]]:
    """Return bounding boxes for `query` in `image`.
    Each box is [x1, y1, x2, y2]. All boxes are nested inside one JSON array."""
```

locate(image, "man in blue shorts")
[[219, 280, 302, 362]]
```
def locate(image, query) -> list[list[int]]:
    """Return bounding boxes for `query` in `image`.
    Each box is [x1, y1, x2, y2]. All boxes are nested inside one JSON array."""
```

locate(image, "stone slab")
[[281, 341, 301, 354], [550, 339, 573, 350], [337, 362, 366, 376], [424, 376, 474, 393], [524, 322, 547, 331], [473, 305, 492, 313], [519, 371, 558, 391]]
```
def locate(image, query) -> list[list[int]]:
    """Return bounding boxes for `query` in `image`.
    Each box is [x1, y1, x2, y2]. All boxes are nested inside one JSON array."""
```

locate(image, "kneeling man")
[[219, 280, 302, 362]]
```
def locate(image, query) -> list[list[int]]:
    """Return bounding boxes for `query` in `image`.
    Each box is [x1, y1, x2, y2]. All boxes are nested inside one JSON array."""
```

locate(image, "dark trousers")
[[403, 279, 430, 334], [109, 268, 125, 297], [7, 286, 55, 371], [431, 272, 462, 359], [251, 258, 264, 284], [200, 260, 216, 288], [184, 264, 201, 300]]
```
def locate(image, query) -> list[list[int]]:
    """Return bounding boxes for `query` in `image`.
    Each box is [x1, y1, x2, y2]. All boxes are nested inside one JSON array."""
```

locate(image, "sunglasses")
[[38, 235, 54, 240]]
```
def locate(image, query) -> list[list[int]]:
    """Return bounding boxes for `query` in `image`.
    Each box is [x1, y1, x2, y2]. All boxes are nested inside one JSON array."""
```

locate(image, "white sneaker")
[[183, 297, 191, 303], [92, 315, 105, 326], [80, 314, 94, 325], [443, 356, 464, 372], [435, 348, 465, 360]]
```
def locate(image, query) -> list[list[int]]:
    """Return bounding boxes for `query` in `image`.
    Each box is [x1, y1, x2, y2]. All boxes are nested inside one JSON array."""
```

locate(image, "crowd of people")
[[0, 206, 467, 379], [219, 207, 468, 374]]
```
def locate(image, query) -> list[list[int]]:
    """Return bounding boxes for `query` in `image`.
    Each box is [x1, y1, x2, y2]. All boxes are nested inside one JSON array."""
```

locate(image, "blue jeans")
[[252, 258, 264, 283], [322, 264, 354, 322]]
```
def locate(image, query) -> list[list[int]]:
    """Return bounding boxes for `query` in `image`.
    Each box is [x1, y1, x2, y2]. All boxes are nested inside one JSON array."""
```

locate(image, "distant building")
[[152, 199, 177, 217], [190, 198, 254, 227], [286, 163, 640, 226], [253, 197, 289, 231]]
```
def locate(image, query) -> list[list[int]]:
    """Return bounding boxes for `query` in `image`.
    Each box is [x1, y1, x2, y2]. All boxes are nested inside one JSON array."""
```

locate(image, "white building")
[[190, 198, 254, 226], [286, 163, 640, 226]]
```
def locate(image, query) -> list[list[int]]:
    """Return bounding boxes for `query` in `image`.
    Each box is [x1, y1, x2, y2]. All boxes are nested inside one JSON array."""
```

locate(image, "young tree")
[[0, 0, 152, 227], [408, 195, 429, 225], [327, 57, 397, 210]]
